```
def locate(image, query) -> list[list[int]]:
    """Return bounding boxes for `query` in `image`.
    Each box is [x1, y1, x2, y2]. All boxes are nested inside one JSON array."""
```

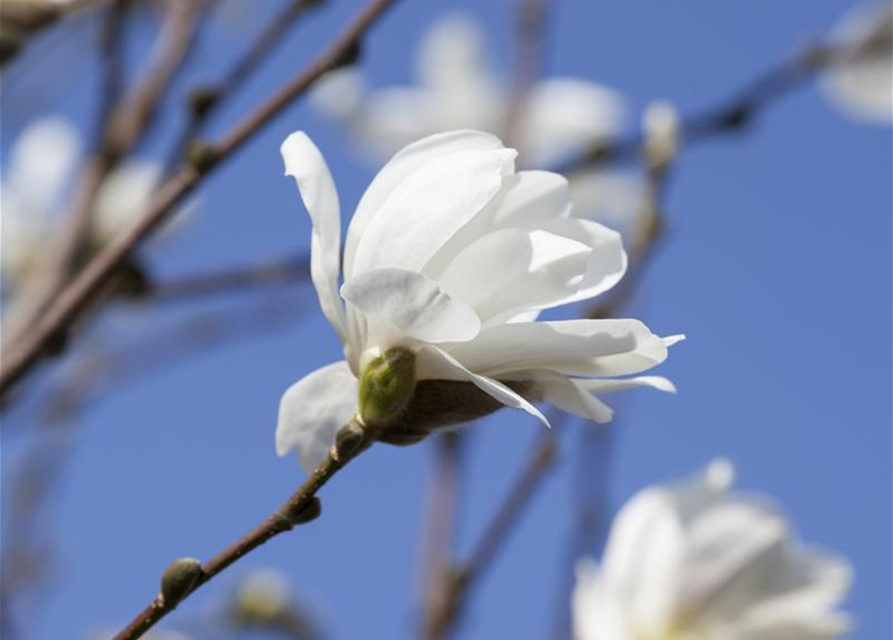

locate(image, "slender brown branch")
[[0, 0, 111, 66], [503, 0, 554, 144], [421, 428, 559, 640], [558, 42, 846, 173], [0, 0, 401, 401], [110, 419, 373, 640], [166, 0, 325, 170], [146, 254, 310, 303], [2, 0, 206, 354], [418, 431, 464, 633]]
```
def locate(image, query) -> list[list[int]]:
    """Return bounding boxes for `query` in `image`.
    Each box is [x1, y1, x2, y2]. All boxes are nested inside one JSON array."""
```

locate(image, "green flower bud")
[[358, 347, 416, 428], [160, 557, 203, 605]]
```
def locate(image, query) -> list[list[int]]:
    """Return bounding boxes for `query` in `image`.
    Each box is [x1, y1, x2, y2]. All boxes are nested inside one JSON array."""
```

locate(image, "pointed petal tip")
[[664, 333, 686, 347]]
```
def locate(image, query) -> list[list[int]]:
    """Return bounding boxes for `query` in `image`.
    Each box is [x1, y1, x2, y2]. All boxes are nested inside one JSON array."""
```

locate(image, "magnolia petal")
[[281, 132, 347, 341], [416, 13, 491, 93], [344, 130, 505, 277], [341, 268, 480, 346], [576, 376, 677, 394], [532, 371, 615, 423], [601, 487, 686, 636], [423, 170, 573, 278], [536, 218, 627, 306], [276, 361, 358, 471], [449, 319, 672, 378], [435, 228, 592, 324], [416, 346, 549, 426], [350, 147, 517, 275], [516, 78, 626, 166]]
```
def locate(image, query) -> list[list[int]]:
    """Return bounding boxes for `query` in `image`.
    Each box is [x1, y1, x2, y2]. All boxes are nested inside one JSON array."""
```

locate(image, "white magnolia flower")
[[822, 3, 892, 124], [275, 129, 682, 470], [233, 568, 292, 622], [573, 459, 853, 640]]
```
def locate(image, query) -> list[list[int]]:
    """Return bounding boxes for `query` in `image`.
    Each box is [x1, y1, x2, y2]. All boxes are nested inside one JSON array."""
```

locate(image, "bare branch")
[[0, 0, 402, 401]]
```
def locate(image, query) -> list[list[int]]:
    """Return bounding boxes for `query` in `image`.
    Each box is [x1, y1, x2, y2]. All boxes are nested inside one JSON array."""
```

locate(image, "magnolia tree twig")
[[166, 0, 326, 170], [560, 41, 847, 173], [421, 428, 559, 640], [0, 0, 401, 401], [110, 419, 373, 640]]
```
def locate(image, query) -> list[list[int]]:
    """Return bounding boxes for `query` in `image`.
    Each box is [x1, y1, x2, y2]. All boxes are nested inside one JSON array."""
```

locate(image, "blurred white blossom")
[[642, 100, 681, 171], [822, 2, 892, 124], [233, 568, 292, 622], [276, 129, 682, 469], [0, 117, 189, 298], [311, 13, 645, 241], [573, 459, 853, 640]]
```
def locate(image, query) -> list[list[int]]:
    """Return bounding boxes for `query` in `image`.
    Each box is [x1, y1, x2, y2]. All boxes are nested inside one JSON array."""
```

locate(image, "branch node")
[[283, 496, 323, 525], [186, 140, 221, 175], [189, 86, 221, 119]]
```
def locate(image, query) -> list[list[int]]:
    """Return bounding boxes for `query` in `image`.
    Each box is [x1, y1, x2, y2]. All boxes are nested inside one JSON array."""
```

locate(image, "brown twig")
[[146, 255, 310, 303], [166, 0, 326, 170], [0, 0, 401, 401], [1, 0, 207, 357], [503, 0, 554, 144], [417, 431, 464, 633], [110, 419, 373, 640], [421, 427, 559, 640], [558, 42, 842, 173]]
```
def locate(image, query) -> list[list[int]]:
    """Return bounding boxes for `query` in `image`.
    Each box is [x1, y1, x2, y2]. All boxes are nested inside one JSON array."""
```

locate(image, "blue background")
[[2, 1, 890, 639]]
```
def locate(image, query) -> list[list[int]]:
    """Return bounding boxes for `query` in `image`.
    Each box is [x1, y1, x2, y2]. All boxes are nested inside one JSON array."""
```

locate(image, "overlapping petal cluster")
[[573, 460, 852, 640], [275, 129, 682, 469]]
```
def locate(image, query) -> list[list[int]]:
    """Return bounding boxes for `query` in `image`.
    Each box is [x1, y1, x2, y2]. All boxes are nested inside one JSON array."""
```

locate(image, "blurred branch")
[[1, 0, 207, 363], [503, 0, 553, 143], [560, 41, 846, 172], [421, 427, 559, 640], [166, 0, 327, 170], [146, 255, 310, 303], [0, 0, 110, 65], [110, 419, 373, 640], [417, 431, 464, 635], [0, 0, 402, 401]]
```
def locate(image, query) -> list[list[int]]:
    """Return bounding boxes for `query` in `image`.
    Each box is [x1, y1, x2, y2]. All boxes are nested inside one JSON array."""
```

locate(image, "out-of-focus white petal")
[[356, 87, 443, 159], [341, 268, 480, 346], [351, 147, 517, 275], [823, 4, 893, 124], [573, 558, 632, 640], [568, 171, 646, 247], [416, 345, 549, 426], [281, 131, 347, 342], [5, 117, 80, 218], [345, 130, 505, 277], [310, 67, 366, 121], [436, 228, 592, 324], [92, 161, 163, 243], [516, 78, 626, 166], [416, 13, 492, 94], [276, 361, 357, 471], [448, 319, 672, 378], [601, 488, 686, 637]]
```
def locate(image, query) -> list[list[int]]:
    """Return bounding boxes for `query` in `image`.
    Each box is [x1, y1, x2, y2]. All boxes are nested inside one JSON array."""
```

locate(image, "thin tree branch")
[[558, 42, 843, 173], [0, 0, 401, 401], [2, 0, 206, 355], [110, 418, 373, 640], [146, 255, 310, 303], [421, 427, 559, 640], [417, 431, 464, 634], [166, 0, 326, 170], [0, 0, 111, 65]]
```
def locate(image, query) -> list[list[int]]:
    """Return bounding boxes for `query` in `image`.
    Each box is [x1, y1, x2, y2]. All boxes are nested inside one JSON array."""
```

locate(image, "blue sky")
[[2, 1, 890, 639]]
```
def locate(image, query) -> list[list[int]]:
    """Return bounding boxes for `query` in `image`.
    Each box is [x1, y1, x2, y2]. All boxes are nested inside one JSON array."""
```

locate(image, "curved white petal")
[[276, 361, 358, 471], [351, 147, 516, 275], [576, 375, 677, 394], [281, 131, 347, 342], [344, 130, 505, 277], [436, 228, 592, 324], [341, 268, 480, 346], [536, 218, 627, 306], [516, 78, 626, 166], [416, 345, 549, 426], [423, 170, 573, 278], [449, 319, 672, 378], [531, 371, 615, 423]]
